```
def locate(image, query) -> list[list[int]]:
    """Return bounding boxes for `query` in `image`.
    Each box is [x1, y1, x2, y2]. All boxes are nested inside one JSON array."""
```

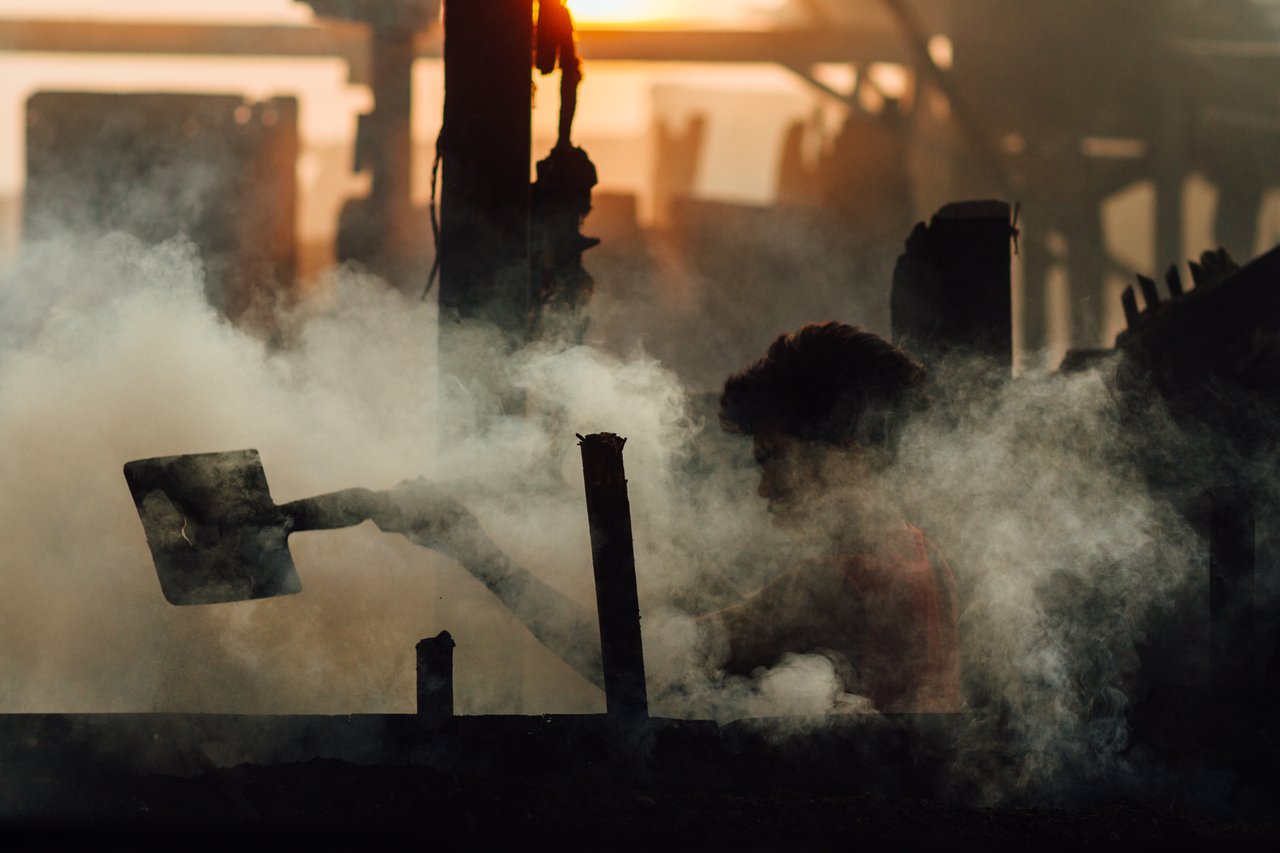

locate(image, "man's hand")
[[374, 477, 487, 559]]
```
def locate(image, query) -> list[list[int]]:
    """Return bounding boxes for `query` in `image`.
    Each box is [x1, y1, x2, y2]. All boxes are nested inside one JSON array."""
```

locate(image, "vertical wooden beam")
[[436, 0, 534, 709], [578, 433, 649, 722], [1065, 203, 1107, 350], [439, 0, 533, 342], [1019, 219, 1052, 362], [1154, 46, 1188, 279], [367, 28, 416, 262]]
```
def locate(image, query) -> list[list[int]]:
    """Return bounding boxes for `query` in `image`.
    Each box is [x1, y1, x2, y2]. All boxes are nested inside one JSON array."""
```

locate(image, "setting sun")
[[565, 1, 784, 27], [565, 1, 675, 25]]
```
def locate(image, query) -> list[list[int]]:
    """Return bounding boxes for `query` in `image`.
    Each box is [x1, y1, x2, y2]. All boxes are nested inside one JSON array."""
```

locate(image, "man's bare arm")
[[700, 558, 857, 676], [281, 481, 605, 691]]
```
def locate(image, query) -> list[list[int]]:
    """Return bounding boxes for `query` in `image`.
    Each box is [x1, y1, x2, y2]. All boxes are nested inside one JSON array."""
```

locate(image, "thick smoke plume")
[[0, 231, 780, 718], [0, 227, 1244, 805], [881, 359, 1207, 802]]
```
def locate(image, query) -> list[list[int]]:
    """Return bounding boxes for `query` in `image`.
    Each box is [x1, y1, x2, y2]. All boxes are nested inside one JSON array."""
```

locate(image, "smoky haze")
[[4, 0, 1280, 808], [3, 219, 1263, 806]]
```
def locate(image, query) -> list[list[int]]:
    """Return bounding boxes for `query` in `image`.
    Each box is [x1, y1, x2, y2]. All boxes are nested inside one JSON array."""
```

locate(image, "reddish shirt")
[[834, 524, 961, 712], [716, 524, 961, 713]]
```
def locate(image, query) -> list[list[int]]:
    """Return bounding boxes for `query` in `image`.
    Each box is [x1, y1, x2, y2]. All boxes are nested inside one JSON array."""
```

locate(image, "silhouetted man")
[[707, 322, 959, 712]]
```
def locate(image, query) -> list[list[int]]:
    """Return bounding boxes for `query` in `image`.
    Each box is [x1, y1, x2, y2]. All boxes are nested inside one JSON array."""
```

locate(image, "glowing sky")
[[0, 0, 788, 26], [565, 1, 786, 26]]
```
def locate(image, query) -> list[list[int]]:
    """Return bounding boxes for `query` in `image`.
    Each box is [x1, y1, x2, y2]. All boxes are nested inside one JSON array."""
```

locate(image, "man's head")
[[720, 322, 925, 520]]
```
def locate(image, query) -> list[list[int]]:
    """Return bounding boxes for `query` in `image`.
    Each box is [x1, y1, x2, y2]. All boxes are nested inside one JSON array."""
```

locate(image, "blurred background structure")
[[3, 1, 1280, 378]]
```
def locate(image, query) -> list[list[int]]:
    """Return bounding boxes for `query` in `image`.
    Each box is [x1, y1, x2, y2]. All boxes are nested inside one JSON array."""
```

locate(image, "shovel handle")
[[280, 488, 394, 532]]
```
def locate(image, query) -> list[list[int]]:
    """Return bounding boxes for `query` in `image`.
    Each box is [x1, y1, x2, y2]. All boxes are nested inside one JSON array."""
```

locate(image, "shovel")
[[124, 445, 304, 604], [124, 449, 386, 605]]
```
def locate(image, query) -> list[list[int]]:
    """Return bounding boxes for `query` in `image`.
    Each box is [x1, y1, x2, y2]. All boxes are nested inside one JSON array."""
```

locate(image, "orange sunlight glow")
[[564, 1, 787, 29], [566, 1, 680, 26]]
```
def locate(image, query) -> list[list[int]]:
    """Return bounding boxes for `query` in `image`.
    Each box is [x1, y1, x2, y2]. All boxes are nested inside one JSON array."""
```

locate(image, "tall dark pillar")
[[435, 1, 534, 712], [439, 0, 533, 344]]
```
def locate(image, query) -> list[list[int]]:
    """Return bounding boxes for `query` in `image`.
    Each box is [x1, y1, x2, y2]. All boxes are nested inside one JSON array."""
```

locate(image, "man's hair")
[[720, 322, 925, 447]]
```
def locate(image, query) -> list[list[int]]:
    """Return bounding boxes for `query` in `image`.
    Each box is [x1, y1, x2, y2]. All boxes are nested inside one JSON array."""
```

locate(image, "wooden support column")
[[1065, 203, 1107, 350], [1154, 48, 1189, 279], [305, 1, 435, 291], [1018, 211, 1052, 363], [436, 0, 534, 711], [366, 27, 416, 271], [578, 433, 649, 722], [439, 0, 533, 344]]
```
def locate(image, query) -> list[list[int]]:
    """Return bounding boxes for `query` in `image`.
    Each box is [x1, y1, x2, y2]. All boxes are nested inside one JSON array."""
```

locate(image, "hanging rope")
[[420, 126, 445, 300]]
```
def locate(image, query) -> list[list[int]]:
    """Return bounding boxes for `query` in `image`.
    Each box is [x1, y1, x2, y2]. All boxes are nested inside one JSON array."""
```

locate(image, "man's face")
[[753, 427, 869, 538], [753, 428, 822, 523]]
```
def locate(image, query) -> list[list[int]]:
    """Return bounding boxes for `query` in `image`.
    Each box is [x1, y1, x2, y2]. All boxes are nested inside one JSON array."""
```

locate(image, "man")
[[709, 321, 960, 713], [319, 322, 960, 712]]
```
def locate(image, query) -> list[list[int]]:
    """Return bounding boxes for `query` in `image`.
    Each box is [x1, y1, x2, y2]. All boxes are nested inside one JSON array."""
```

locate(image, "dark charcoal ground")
[[3, 758, 1279, 849]]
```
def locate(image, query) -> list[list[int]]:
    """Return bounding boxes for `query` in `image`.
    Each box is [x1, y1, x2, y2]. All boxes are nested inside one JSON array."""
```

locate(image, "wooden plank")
[[575, 27, 910, 65], [0, 19, 911, 66], [0, 19, 373, 60]]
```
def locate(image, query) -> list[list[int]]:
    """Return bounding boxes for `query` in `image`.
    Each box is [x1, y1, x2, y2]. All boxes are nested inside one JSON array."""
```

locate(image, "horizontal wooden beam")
[[0, 19, 911, 71], [0, 19, 373, 61], [576, 27, 910, 65], [8, 21, 1273, 71], [0, 19, 380, 80]]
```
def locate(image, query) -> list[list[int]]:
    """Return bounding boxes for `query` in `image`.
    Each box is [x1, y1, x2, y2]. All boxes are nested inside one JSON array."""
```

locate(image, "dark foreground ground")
[[3, 758, 1280, 849], [2, 712, 1278, 848]]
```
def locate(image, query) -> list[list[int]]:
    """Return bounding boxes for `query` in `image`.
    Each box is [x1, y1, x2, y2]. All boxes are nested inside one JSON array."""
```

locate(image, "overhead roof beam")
[[0, 19, 912, 77]]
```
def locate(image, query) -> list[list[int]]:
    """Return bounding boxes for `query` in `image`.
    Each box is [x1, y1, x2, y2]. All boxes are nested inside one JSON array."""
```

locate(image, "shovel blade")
[[124, 449, 301, 605]]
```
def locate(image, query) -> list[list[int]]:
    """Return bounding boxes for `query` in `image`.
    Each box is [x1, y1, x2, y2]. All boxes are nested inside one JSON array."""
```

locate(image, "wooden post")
[[439, 0, 533, 342], [435, 0, 534, 710], [367, 27, 417, 281], [304, 1, 434, 291], [578, 433, 649, 721], [416, 630, 456, 723]]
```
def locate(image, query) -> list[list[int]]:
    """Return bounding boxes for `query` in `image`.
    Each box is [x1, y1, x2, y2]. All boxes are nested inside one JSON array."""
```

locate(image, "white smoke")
[[0, 228, 1230, 806]]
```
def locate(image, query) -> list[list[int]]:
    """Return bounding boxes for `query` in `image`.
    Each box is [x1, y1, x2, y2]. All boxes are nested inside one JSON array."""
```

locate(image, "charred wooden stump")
[[578, 433, 649, 722], [417, 630, 456, 725]]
